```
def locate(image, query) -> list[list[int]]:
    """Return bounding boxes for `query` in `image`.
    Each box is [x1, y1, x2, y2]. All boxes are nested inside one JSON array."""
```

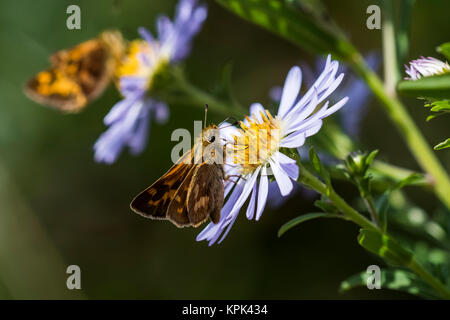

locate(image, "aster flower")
[[94, 0, 207, 164], [405, 56, 450, 80], [271, 53, 379, 138], [197, 55, 348, 245], [264, 54, 378, 209]]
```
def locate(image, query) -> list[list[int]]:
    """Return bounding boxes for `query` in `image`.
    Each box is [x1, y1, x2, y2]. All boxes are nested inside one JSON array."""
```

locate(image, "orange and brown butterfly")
[[24, 30, 126, 113], [130, 107, 226, 228]]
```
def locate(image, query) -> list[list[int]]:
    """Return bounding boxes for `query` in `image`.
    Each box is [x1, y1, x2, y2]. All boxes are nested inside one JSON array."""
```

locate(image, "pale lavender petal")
[[269, 159, 293, 196], [225, 167, 261, 224], [404, 56, 450, 80], [280, 162, 299, 181], [223, 177, 235, 198], [284, 87, 319, 133], [249, 103, 265, 122], [287, 97, 347, 134], [290, 55, 333, 113], [274, 151, 299, 180], [196, 181, 244, 243], [303, 120, 323, 137], [219, 122, 240, 142], [138, 27, 154, 44], [217, 213, 238, 244], [246, 183, 257, 220], [156, 15, 173, 44], [279, 130, 306, 148], [321, 96, 349, 118], [278, 66, 302, 118], [274, 151, 296, 165], [128, 104, 151, 155], [104, 99, 133, 126], [168, 0, 207, 62], [94, 97, 152, 164], [119, 77, 147, 97], [256, 166, 269, 221]]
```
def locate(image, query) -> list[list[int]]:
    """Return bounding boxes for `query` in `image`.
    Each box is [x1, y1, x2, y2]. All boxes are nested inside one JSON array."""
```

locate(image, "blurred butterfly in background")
[[130, 106, 226, 228], [24, 30, 125, 113]]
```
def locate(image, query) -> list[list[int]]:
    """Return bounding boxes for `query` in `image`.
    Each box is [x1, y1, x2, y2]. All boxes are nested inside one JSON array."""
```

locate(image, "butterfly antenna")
[[219, 116, 238, 127], [204, 104, 208, 129], [219, 121, 240, 130]]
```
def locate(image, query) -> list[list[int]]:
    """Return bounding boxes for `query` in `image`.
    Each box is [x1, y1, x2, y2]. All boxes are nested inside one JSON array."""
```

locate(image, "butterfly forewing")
[[130, 150, 194, 221], [187, 163, 224, 226]]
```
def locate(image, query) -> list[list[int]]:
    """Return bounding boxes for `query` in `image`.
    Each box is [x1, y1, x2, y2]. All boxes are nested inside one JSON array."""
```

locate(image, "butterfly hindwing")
[[187, 163, 224, 226], [166, 165, 198, 227]]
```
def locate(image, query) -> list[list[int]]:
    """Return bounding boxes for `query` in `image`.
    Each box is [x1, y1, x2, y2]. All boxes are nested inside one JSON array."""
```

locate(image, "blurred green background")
[[0, 0, 449, 299]]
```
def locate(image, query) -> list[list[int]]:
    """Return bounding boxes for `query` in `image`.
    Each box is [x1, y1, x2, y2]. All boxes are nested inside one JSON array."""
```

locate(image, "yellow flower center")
[[227, 110, 283, 175], [116, 40, 169, 91]]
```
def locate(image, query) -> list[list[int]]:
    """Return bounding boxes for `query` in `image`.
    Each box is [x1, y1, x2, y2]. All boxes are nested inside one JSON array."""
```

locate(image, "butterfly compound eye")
[[209, 135, 216, 143]]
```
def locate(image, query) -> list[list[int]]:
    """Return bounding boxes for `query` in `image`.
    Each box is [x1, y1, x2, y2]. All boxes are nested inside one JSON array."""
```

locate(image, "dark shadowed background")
[[0, 0, 449, 299]]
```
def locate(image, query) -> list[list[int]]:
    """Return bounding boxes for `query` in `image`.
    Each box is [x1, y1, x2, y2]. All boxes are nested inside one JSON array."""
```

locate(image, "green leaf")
[[309, 147, 322, 173], [434, 138, 450, 150], [394, 173, 426, 190], [428, 99, 450, 112], [437, 42, 450, 61], [364, 150, 379, 170], [397, 74, 450, 100], [345, 153, 358, 174], [278, 212, 346, 237], [314, 197, 338, 214], [309, 148, 332, 194], [358, 229, 413, 266], [340, 268, 439, 299], [215, 0, 357, 61], [426, 114, 441, 121]]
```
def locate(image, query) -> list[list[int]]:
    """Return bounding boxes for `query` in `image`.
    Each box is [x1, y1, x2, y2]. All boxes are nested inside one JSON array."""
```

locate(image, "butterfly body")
[[24, 30, 125, 113], [130, 124, 225, 228]]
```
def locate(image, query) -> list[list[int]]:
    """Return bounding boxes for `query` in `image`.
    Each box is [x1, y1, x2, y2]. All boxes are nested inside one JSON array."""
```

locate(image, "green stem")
[[397, 0, 415, 64], [296, 161, 450, 299], [349, 54, 450, 210], [316, 123, 431, 188], [371, 160, 430, 188], [297, 162, 379, 232], [382, 0, 400, 92], [363, 195, 381, 227]]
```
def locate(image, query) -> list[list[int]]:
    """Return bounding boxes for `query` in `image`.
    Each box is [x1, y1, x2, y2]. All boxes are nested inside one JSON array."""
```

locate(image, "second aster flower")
[[94, 0, 207, 164]]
